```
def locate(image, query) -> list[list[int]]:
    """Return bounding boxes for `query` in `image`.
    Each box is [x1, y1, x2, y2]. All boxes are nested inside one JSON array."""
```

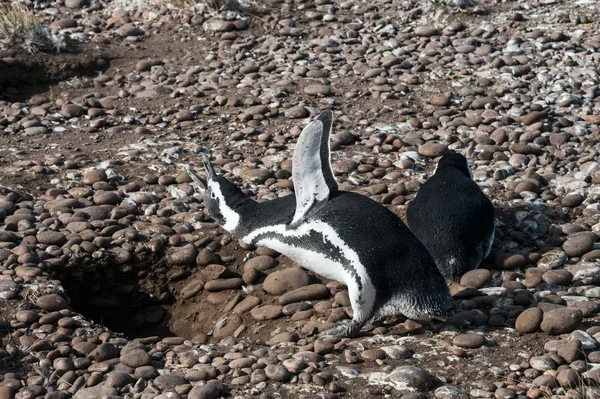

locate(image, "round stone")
[[460, 269, 491, 288], [82, 169, 107, 185], [389, 366, 435, 392], [540, 308, 583, 335], [37, 294, 68, 311], [529, 356, 557, 371], [452, 333, 486, 348], [563, 235, 595, 257], [263, 268, 310, 295], [418, 142, 448, 158], [120, 348, 152, 368], [515, 307, 543, 333], [265, 364, 290, 382], [542, 269, 573, 285]]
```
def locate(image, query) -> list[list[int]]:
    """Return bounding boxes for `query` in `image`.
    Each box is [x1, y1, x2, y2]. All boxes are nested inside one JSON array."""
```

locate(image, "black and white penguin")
[[406, 152, 495, 282], [187, 110, 454, 338]]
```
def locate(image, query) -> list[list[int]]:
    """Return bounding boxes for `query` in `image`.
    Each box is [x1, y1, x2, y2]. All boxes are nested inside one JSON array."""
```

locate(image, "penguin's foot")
[[320, 320, 366, 338], [321, 320, 365, 338], [320, 321, 352, 338], [360, 321, 375, 332]]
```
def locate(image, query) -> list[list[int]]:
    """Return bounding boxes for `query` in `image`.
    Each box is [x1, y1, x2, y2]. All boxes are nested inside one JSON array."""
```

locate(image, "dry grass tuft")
[[0, 0, 65, 53]]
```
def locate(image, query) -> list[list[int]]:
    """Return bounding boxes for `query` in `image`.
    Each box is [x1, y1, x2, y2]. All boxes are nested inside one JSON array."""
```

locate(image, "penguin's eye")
[[210, 192, 216, 199]]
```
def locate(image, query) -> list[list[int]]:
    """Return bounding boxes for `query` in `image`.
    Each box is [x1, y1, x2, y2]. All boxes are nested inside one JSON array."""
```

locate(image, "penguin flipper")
[[291, 110, 338, 226]]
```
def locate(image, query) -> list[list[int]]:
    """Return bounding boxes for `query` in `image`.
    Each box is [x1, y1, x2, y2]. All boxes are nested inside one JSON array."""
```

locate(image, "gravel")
[[2, 0, 600, 398]]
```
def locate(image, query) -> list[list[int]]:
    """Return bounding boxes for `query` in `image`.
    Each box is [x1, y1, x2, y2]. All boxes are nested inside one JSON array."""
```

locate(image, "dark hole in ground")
[[0, 43, 111, 102], [56, 255, 178, 339]]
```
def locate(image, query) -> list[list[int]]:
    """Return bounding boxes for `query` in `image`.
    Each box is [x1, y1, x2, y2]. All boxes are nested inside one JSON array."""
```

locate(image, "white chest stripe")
[[208, 180, 240, 233], [244, 221, 376, 321]]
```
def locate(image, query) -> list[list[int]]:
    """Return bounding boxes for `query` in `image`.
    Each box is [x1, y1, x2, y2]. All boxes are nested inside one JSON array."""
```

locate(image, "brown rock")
[[233, 296, 261, 314], [245, 255, 277, 271], [521, 111, 547, 125], [120, 349, 151, 368], [557, 339, 583, 363], [251, 305, 284, 321], [542, 270, 573, 285], [263, 268, 310, 295], [452, 333, 486, 348], [494, 252, 527, 270], [563, 235, 595, 257], [304, 85, 332, 96], [197, 249, 219, 266], [418, 142, 448, 158], [460, 269, 491, 288], [540, 308, 583, 335], [37, 294, 68, 311], [204, 278, 243, 292], [430, 95, 451, 106], [36, 231, 67, 246], [166, 243, 198, 266], [515, 307, 543, 333], [82, 169, 107, 185], [278, 284, 330, 305]]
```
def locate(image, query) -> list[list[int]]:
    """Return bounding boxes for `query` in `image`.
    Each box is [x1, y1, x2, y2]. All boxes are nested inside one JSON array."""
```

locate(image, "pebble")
[[460, 269, 492, 288], [262, 268, 310, 295], [188, 384, 219, 399], [418, 142, 448, 158], [540, 308, 583, 335], [389, 366, 435, 392], [3, 2, 600, 399], [265, 364, 290, 382], [250, 305, 284, 321], [515, 307, 543, 333], [278, 284, 330, 305], [452, 334, 486, 348], [304, 85, 332, 96], [563, 235, 595, 257], [167, 243, 199, 265], [120, 348, 152, 367], [36, 294, 68, 311], [73, 386, 117, 399], [435, 386, 470, 399]]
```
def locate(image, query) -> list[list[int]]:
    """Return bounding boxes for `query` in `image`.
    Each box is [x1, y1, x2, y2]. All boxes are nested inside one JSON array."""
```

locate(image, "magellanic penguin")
[[406, 152, 495, 282], [187, 110, 454, 338]]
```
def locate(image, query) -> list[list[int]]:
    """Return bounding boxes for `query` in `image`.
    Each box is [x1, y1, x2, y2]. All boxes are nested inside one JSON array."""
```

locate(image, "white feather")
[[209, 180, 240, 232]]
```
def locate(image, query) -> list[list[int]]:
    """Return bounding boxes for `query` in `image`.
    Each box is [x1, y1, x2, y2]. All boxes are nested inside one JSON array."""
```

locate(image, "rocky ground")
[[2, 0, 600, 398]]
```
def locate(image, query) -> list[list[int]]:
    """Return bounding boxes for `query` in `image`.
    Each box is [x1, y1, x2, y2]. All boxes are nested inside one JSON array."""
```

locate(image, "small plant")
[[0, 0, 65, 53]]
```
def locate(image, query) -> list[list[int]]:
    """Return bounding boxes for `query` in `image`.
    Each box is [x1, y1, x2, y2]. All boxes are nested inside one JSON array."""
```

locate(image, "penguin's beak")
[[187, 166, 207, 193], [187, 148, 215, 193], [200, 147, 216, 180]]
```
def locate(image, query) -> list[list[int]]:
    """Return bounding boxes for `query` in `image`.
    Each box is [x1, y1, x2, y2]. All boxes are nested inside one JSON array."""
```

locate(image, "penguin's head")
[[435, 152, 473, 179], [187, 149, 244, 233]]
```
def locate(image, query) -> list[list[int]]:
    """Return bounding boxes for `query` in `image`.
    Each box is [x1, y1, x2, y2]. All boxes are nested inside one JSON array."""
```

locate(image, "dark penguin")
[[406, 152, 495, 282], [188, 110, 454, 338]]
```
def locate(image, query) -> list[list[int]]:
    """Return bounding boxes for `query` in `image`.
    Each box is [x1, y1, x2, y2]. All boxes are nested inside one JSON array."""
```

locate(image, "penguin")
[[187, 110, 454, 338], [406, 152, 495, 282]]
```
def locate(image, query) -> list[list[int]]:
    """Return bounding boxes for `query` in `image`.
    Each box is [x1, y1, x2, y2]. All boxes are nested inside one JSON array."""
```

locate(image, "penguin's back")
[[312, 192, 450, 301], [246, 191, 447, 291], [241, 191, 453, 318], [406, 168, 495, 275]]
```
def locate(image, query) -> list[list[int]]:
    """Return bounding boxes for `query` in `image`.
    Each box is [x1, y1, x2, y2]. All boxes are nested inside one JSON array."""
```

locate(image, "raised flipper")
[[291, 110, 338, 226]]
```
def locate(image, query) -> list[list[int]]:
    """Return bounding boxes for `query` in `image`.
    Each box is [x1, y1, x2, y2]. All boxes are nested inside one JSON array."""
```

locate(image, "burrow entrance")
[[56, 254, 178, 338], [54, 245, 308, 343]]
